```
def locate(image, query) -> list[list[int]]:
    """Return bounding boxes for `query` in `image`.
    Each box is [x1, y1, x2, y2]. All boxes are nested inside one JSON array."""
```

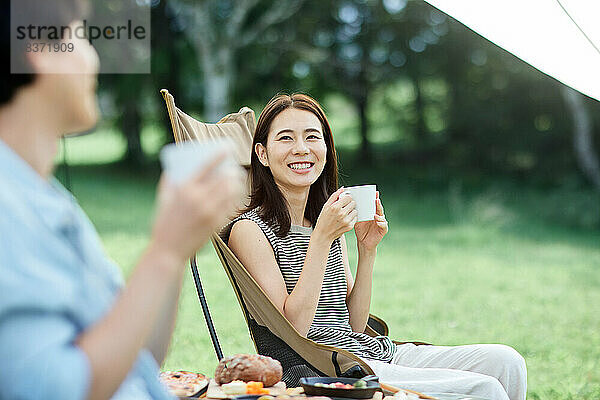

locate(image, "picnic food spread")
[[161, 353, 436, 400], [159, 370, 209, 397], [214, 354, 283, 387]]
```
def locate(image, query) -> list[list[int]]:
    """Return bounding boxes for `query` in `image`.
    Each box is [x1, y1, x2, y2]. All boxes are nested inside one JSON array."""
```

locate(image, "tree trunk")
[[356, 95, 372, 162], [204, 71, 231, 123], [153, 0, 181, 145], [414, 77, 426, 145], [181, 0, 303, 123], [121, 99, 145, 165], [405, 61, 427, 146], [562, 87, 600, 191], [201, 50, 233, 123]]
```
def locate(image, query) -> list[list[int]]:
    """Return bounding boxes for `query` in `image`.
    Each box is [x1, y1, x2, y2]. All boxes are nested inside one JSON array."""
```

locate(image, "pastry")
[[215, 354, 283, 387]]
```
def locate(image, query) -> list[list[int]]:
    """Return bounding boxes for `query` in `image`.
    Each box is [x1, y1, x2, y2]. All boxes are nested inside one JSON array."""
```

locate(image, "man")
[[0, 1, 241, 399]]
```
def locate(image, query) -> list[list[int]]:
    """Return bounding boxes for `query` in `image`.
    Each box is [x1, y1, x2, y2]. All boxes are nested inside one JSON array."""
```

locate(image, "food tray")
[[300, 377, 380, 399]]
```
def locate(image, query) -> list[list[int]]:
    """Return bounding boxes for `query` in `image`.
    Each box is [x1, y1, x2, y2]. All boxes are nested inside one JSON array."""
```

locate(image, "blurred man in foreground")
[[0, 1, 242, 399]]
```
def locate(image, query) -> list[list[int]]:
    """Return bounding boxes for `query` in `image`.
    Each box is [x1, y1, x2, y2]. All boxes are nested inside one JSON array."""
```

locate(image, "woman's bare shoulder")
[[228, 215, 282, 295], [230, 218, 262, 240], [229, 218, 273, 254]]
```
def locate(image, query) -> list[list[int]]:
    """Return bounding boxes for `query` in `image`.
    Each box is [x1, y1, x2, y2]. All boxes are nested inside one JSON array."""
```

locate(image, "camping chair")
[[160, 89, 429, 387]]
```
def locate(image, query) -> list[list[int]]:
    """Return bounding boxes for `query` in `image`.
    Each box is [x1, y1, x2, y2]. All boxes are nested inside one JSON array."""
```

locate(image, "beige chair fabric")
[[161, 89, 252, 215], [160, 89, 399, 377], [210, 233, 374, 377], [161, 89, 254, 167]]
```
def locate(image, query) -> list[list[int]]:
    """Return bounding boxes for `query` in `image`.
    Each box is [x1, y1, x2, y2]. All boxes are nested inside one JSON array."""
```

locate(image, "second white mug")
[[159, 138, 239, 185]]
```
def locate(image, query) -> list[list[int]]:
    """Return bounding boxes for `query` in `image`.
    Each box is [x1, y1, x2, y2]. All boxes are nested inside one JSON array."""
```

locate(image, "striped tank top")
[[229, 208, 395, 362]]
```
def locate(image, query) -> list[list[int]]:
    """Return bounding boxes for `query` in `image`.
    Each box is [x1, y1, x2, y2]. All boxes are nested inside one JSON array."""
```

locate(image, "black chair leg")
[[190, 256, 224, 361]]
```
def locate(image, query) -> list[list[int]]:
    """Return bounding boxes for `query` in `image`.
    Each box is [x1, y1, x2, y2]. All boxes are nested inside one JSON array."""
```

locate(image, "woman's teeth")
[[289, 162, 312, 170]]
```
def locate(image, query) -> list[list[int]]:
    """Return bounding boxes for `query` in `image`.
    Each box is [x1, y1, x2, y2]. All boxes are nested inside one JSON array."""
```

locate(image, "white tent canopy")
[[422, 0, 600, 102]]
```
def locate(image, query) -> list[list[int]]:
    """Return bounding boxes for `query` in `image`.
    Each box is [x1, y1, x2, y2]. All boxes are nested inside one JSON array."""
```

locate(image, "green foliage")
[[94, 0, 600, 190], [235, 0, 600, 183]]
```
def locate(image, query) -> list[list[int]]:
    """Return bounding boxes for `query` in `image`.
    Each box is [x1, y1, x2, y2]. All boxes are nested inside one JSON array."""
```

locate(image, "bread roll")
[[214, 354, 283, 387]]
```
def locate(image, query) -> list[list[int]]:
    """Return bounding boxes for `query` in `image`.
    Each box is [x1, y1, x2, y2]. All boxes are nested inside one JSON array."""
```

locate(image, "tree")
[[284, 0, 449, 160], [172, 0, 304, 122], [286, 0, 398, 159], [97, 0, 189, 165]]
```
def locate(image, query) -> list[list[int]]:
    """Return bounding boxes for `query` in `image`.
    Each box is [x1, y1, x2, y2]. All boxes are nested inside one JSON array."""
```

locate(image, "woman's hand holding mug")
[[354, 191, 388, 253], [314, 187, 358, 243]]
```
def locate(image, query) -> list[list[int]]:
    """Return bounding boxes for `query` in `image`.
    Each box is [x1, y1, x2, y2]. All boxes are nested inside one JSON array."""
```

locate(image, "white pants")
[[364, 343, 526, 400]]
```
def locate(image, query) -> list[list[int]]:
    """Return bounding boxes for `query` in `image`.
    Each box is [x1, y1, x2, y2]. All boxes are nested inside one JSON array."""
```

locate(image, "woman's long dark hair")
[[244, 93, 339, 237]]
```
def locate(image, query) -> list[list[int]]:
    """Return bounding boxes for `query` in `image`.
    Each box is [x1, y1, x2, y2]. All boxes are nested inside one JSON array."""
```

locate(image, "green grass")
[[57, 135, 600, 399]]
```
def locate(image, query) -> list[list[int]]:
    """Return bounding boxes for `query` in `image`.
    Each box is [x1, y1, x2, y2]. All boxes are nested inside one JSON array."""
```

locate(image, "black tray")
[[300, 377, 380, 399]]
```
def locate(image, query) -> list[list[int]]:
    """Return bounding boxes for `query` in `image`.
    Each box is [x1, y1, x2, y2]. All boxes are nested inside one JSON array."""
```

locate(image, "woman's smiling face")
[[255, 107, 327, 192]]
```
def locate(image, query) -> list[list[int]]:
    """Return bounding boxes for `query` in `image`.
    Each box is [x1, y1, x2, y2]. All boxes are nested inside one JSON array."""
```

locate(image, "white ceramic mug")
[[342, 184, 376, 222], [159, 138, 239, 185]]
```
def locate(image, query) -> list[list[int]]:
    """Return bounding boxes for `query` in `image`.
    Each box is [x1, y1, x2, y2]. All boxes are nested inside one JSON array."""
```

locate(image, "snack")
[[214, 354, 283, 387], [353, 380, 367, 389], [286, 387, 304, 396], [221, 380, 248, 395], [160, 370, 208, 397], [247, 381, 270, 395]]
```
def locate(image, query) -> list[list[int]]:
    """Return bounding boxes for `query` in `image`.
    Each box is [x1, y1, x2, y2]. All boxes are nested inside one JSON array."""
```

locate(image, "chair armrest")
[[364, 314, 389, 337]]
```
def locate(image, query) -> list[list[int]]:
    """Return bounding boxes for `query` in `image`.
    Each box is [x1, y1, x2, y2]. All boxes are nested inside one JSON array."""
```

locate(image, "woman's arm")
[[229, 219, 332, 337], [228, 188, 357, 337], [344, 192, 388, 333], [341, 235, 375, 333]]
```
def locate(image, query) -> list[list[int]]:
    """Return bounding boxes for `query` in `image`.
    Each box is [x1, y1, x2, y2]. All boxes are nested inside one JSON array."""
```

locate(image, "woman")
[[0, 1, 241, 399], [227, 93, 526, 400]]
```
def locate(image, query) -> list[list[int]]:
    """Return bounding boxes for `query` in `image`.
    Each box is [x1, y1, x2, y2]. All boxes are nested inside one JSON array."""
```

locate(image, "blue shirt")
[[0, 139, 174, 400]]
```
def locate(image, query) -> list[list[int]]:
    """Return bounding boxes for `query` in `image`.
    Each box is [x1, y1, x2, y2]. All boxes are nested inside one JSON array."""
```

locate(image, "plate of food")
[[160, 370, 209, 399], [300, 377, 380, 399]]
